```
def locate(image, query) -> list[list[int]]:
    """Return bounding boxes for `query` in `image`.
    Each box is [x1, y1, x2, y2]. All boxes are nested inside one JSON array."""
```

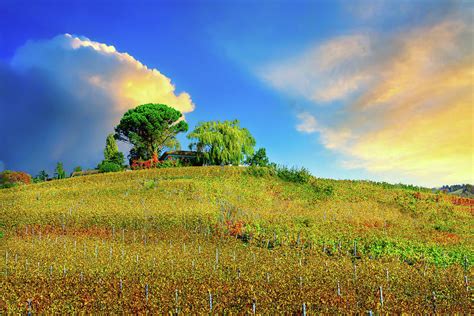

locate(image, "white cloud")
[[0, 34, 194, 174], [12, 34, 195, 114], [260, 34, 372, 103], [296, 112, 318, 133]]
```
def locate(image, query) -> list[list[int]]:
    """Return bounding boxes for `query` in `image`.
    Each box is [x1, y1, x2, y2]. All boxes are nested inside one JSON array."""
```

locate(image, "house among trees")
[[160, 150, 202, 166]]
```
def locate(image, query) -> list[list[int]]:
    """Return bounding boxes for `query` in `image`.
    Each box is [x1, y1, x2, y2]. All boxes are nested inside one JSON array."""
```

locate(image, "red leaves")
[[131, 152, 172, 170], [0, 170, 31, 185], [412, 191, 474, 212], [449, 196, 474, 207], [131, 159, 156, 170], [225, 220, 245, 237], [433, 232, 461, 244], [413, 192, 422, 200]]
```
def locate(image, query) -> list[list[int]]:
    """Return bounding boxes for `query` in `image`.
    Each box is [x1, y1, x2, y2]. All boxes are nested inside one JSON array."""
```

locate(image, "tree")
[[32, 170, 48, 182], [54, 162, 66, 179], [245, 148, 270, 167], [114, 103, 188, 162], [98, 134, 124, 172], [187, 120, 256, 165], [36, 170, 49, 182], [103, 134, 124, 165]]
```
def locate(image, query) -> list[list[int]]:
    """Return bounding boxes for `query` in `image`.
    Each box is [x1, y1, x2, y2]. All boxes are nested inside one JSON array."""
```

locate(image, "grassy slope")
[[0, 167, 472, 313]]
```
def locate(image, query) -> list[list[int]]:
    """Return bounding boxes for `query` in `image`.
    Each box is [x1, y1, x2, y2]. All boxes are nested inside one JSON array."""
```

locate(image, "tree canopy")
[[187, 120, 255, 165], [114, 103, 188, 161], [245, 148, 270, 167], [35, 170, 49, 182], [98, 134, 124, 171], [103, 134, 124, 165], [54, 162, 66, 179]]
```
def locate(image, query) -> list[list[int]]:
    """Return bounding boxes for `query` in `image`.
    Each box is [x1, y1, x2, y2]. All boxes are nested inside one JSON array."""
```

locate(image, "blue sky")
[[0, 0, 472, 186]]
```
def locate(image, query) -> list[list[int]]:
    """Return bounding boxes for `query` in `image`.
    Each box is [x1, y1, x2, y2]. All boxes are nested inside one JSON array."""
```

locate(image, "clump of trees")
[[3, 103, 295, 185], [187, 120, 255, 165]]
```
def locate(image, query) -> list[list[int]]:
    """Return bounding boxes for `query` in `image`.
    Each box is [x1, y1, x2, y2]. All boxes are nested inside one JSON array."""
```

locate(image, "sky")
[[0, 0, 472, 187]]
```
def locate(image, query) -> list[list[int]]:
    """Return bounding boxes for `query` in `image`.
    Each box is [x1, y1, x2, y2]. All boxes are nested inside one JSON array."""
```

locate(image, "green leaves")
[[114, 103, 188, 161], [54, 162, 66, 179], [187, 120, 256, 165], [245, 148, 270, 167], [98, 134, 125, 170], [103, 134, 121, 162]]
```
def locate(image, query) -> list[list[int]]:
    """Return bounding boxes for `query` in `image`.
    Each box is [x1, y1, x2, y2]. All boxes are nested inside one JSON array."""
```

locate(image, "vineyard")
[[0, 166, 472, 313]]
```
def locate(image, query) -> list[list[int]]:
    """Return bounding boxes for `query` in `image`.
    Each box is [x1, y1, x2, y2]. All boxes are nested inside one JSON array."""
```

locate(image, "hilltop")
[[0, 167, 472, 313]]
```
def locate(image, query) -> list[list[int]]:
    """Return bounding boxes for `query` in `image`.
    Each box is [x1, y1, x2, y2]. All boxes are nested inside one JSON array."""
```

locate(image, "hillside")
[[437, 184, 474, 198], [0, 167, 472, 313]]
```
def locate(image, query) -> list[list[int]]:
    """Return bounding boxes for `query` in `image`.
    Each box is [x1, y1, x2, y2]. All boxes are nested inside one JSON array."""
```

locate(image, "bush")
[[245, 166, 276, 177], [143, 179, 158, 189], [156, 159, 182, 168], [310, 181, 334, 198], [276, 166, 311, 183], [98, 161, 122, 173], [245, 165, 312, 184], [0, 170, 32, 188]]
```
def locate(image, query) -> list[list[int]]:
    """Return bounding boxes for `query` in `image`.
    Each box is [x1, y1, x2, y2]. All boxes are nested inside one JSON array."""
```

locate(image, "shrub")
[[156, 158, 182, 168], [0, 170, 32, 188], [310, 181, 334, 197], [131, 157, 182, 170], [98, 161, 122, 173], [143, 179, 158, 189], [245, 165, 312, 183], [276, 166, 311, 183], [245, 166, 276, 177]]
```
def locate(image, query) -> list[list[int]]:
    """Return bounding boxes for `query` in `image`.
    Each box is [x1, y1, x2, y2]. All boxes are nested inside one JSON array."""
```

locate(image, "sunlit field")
[[1, 167, 472, 313]]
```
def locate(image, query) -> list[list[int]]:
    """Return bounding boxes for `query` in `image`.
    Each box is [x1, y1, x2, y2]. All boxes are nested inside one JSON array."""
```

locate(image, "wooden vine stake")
[[27, 299, 32, 316], [379, 286, 384, 308], [175, 289, 179, 314], [145, 284, 149, 302], [209, 291, 213, 312]]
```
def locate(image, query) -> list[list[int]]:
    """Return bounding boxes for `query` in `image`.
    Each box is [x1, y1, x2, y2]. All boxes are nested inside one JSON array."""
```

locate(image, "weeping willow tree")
[[187, 120, 256, 165]]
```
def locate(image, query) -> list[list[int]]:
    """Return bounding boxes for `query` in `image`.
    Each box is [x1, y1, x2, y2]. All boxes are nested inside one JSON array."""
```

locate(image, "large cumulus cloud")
[[0, 34, 194, 174]]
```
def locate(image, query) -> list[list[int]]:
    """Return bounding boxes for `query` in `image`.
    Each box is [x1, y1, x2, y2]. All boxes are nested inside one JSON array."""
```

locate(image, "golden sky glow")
[[14, 34, 195, 117], [261, 15, 474, 186]]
